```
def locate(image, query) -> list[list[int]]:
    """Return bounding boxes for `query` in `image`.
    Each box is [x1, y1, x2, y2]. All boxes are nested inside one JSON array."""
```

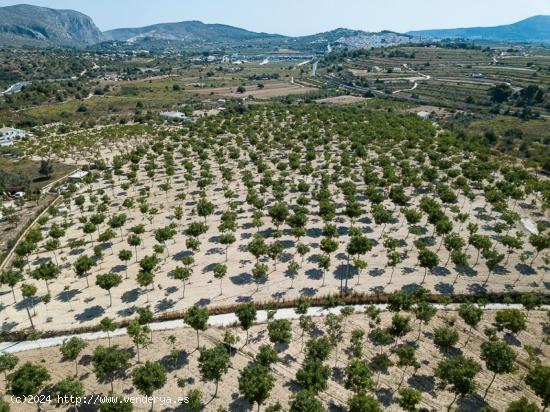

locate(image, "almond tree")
[[92, 345, 130, 393], [396, 345, 419, 390], [183, 306, 209, 349], [458, 303, 483, 347], [434, 355, 480, 412], [1, 270, 23, 303], [480, 339, 517, 399], [73, 255, 95, 288], [235, 303, 257, 346], [60, 337, 88, 377], [417, 248, 439, 284], [96, 273, 122, 307], [198, 344, 231, 398]]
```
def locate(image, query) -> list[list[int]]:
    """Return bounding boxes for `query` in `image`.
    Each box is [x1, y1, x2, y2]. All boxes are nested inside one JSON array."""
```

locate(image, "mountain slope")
[[292, 28, 420, 50], [0, 4, 104, 47], [104, 20, 284, 46], [408, 15, 550, 42]]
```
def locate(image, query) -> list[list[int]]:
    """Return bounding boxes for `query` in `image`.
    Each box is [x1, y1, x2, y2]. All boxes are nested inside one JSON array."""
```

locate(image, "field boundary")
[[1, 291, 548, 343], [1, 302, 548, 354]]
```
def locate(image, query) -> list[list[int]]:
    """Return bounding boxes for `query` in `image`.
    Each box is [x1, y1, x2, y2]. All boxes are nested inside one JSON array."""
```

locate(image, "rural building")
[[0, 127, 27, 147], [160, 111, 193, 121], [68, 170, 88, 182]]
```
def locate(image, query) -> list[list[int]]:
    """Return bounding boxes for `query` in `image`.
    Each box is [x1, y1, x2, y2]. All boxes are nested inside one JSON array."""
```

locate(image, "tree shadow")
[[456, 265, 477, 278], [305, 268, 323, 280], [401, 283, 422, 293], [205, 247, 223, 256], [408, 374, 436, 396], [432, 266, 451, 277], [156, 298, 176, 312], [172, 250, 193, 262], [121, 288, 140, 303], [467, 283, 487, 294], [230, 272, 253, 285], [68, 248, 85, 256], [434, 282, 454, 295], [272, 291, 286, 301], [74, 305, 105, 322], [515, 263, 537, 276], [117, 307, 136, 317], [299, 287, 317, 297], [159, 350, 189, 372], [2, 321, 18, 331], [503, 332, 522, 347], [111, 265, 126, 274], [195, 298, 211, 307], [457, 394, 489, 411], [375, 387, 394, 407], [369, 268, 385, 278], [56, 289, 81, 302]]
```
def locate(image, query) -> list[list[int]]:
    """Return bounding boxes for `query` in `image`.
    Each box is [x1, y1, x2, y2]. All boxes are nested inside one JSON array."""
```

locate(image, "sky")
[[1, 0, 549, 35]]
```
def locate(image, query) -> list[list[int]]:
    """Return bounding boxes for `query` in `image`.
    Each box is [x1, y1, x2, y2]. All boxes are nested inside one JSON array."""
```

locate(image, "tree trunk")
[[344, 254, 350, 292], [25, 303, 35, 330], [11, 287, 16, 304], [447, 393, 458, 412], [196, 330, 200, 349], [484, 372, 497, 399], [75, 359, 79, 377]]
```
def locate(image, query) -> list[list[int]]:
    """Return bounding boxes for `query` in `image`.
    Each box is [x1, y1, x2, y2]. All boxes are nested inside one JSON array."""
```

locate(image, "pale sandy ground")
[[192, 81, 318, 99], [315, 95, 370, 105], [0, 310, 547, 411], [1, 124, 548, 334]]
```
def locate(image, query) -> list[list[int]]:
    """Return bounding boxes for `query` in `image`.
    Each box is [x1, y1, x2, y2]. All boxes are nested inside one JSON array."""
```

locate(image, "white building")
[[0, 127, 27, 147], [160, 111, 193, 121], [68, 170, 88, 182]]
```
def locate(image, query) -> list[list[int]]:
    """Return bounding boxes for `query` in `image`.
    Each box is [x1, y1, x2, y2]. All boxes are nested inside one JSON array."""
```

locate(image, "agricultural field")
[[318, 45, 550, 172], [0, 308, 548, 411], [0, 104, 548, 334]]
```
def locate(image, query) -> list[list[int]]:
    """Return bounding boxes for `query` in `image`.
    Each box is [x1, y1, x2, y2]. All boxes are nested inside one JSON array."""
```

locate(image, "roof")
[[160, 111, 192, 120], [68, 170, 88, 179]]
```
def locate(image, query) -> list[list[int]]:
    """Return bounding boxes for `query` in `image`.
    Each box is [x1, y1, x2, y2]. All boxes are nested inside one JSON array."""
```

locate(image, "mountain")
[[0, 4, 104, 47], [293, 28, 421, 50], [104, 20, 285, 48], [408, 15, 550, 43]]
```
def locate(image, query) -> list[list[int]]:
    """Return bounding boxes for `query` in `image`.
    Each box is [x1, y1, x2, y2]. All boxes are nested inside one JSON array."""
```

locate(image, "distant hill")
[[0, 4, 548, 49], [293, 28, 421, 50], [103, 20, 285, 48], [0, 4, 104, 47], [408, 15, 550, 43]]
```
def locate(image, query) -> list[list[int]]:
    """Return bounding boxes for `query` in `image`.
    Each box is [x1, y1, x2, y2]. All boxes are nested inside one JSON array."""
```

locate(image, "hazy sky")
[[1, 0, 549, 35]]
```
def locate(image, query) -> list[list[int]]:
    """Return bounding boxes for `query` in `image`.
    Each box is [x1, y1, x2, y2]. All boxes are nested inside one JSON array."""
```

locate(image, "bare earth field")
[[193, 81, 318, 99], [1, 106, 548, 335], [1, 310, 547, 411], [316, 95, 370, 105]]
